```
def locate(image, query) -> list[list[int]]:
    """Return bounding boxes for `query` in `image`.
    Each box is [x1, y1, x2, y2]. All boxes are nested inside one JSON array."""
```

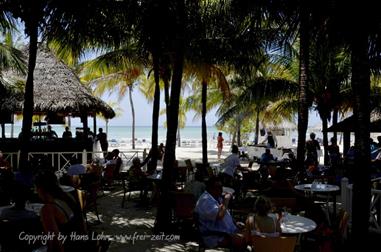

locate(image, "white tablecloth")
[[269, 213, 317, 234], [294, 184, 340, 193]]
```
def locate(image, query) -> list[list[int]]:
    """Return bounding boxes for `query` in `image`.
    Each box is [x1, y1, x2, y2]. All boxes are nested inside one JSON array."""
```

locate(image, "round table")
[[294, 183, 340, 193], [294, 183, 340, 224], [280, 214, 317, 234]]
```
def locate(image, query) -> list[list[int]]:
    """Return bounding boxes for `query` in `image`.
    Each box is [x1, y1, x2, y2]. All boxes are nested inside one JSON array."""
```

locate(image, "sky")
[[95, 89, 322, 128], [95, 90, 221, 127], [9, 23, 322, 129]]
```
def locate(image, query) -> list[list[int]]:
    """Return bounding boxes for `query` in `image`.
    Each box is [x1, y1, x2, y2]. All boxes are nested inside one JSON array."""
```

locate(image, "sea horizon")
[[4, 125, 228, 143]]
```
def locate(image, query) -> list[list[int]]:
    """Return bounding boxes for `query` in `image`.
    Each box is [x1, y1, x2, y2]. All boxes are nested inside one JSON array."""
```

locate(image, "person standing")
[[261, 131, 276, 148], [46, 125, 58, 139], [306, 132, 321, 166], [217, 132, 224, 160], [221, 145, 242, 187], [96, 128, 108, 157], [62, 126, 72, 139]]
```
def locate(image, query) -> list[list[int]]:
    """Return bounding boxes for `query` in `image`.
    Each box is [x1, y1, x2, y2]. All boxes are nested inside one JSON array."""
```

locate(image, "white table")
[[279, 214, 317, 234], [294, 183, 339, 193], [294, 183, 340, 223]]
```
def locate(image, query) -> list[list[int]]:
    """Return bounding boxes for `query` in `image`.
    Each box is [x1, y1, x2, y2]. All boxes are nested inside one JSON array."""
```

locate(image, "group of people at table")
[[0, 137, 335, 252], [190, 143, 337, 251], [0, 147, 126, 251], [0, 155, 95, 251]]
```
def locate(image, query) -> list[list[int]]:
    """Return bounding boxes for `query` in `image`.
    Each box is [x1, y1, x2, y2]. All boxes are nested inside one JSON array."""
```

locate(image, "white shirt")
[[222, 153, 240, 177]]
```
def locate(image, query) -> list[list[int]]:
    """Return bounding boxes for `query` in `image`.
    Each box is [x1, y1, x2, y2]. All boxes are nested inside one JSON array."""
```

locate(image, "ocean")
[[4, 125, 226, 144]]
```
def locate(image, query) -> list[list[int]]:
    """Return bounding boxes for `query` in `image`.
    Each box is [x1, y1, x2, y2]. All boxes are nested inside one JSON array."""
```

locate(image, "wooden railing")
[[341, 177, 381, 233], [2, 150, 141, 171]]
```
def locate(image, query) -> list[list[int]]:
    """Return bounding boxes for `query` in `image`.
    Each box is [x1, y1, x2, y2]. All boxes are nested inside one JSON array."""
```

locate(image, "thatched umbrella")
[[1, 45, 115, 120], [326, 111, 381, 154]]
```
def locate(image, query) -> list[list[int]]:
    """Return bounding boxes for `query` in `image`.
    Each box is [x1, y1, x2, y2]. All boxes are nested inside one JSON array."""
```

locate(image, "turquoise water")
[[4, 125, 226, 142]]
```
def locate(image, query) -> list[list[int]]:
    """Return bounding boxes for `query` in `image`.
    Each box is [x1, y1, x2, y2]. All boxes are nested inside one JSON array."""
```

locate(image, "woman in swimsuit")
[[217, 132, 224, 160]]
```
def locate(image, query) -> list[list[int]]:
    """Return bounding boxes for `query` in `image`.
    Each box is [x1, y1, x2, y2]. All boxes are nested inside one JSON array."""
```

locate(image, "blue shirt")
[[221, 154, 240, 177], [194, 191, 237, 248], [260, 153, 275, 163]]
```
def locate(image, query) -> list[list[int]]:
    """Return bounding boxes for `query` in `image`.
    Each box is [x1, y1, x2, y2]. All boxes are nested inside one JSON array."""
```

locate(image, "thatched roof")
[[0, 45, 115, 119], [326, 111, 381, 132]]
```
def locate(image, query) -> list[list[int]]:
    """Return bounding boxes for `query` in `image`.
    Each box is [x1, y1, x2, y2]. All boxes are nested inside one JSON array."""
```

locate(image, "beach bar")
[[0, 45, 115, 158]]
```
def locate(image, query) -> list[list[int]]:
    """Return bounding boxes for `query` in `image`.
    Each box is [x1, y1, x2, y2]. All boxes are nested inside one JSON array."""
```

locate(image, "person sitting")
[[0, 185, 37, 222], [260, 148, 275, 164], [67, 157, 86, 176], [128, 157, 157, 204], [0, 185, 41, 251], [34, 170, 85, 252], [62, 126, 72, 139], [246, 196, 281, 237], [127, 157, 147, 190], [184, 170, 206, 200], [194, 176, 247, 250], [110, 149, 122, 179], [258, 148, 275, 182]]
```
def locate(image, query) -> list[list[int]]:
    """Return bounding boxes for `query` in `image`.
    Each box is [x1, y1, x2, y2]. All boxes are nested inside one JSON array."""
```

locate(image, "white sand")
[[115, 145, 230, 164]]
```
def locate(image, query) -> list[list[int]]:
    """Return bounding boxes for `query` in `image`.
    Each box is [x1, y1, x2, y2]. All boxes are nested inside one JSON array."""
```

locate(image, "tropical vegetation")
[[1, 0, 381, 242]]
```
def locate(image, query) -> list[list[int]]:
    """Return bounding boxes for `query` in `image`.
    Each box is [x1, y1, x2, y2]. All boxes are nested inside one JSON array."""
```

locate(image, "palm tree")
[[1, 0, 46, 164], [80, 45, 146, 149], [160, 96, 188, 147], [184, 63, 230, 166], [0, 32, 27, 138]]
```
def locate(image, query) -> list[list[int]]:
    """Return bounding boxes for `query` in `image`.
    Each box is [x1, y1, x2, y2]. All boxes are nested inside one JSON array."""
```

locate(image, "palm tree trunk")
[[255, 109, 260, 145], [163, 63, 171, 115], [201, 80, 208, 166], [237, 116, 241, 147], [1, 123, 5, 139], [20, 19, 38, 166], [151, 51, 161, 170], [177, 128, 181, 147], [296, 6, 310, 172], [156, 0, 185, 233], [128, 85, 136, 149], [350, 28, 371, 241], [332, 108, 338, 140], [322, 116, 329, 165]]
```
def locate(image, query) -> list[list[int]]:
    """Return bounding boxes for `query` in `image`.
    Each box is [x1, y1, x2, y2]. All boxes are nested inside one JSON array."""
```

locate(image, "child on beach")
[[217, 132, 224, 160]]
